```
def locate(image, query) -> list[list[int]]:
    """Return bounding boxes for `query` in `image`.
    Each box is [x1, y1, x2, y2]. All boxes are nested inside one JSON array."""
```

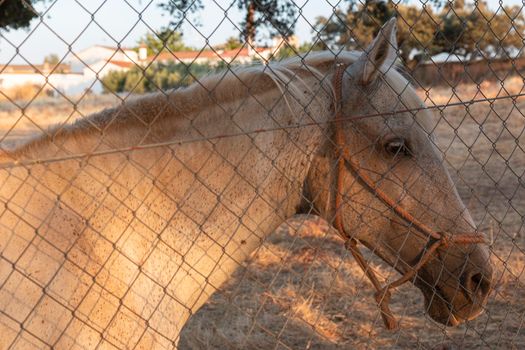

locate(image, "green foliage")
[[236, 0, 296, 42], [44, 54, 60, 65], [395, 5, 438, 61], [275, 42, 323, 59], [159, 0, 296, 43], [101, 70, 128, 93], [315, 0, 525, 62], [223, 37, 243, 50], [0, 0, 46, 30], [158, 0, 203, 25], [101, 62, 227, 94], [435, 2, 525, 58], [315, 1, 436, 61], [139, 28, 190, 56]]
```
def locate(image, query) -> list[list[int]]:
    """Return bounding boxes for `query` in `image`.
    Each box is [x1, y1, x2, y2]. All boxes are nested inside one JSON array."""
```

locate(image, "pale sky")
[[0, 0, 523, 65]]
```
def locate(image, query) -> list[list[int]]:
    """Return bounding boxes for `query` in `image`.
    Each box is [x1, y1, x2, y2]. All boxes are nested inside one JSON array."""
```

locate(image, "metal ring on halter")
[[330, 63, 486, 330]]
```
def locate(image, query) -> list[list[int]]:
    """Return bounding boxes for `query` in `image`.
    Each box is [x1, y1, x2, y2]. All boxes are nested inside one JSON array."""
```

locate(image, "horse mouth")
[[415, 277, 483, 327]]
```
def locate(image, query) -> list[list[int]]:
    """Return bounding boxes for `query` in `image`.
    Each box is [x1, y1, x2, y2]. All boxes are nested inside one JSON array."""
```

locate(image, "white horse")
[[0, 19, 491, 349]]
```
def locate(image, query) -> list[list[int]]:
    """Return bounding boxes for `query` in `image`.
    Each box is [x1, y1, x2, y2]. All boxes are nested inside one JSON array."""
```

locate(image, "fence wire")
[[0, 0, 524, 349]]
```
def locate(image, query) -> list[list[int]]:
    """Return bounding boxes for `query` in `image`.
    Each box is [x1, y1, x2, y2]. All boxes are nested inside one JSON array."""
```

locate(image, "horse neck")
[[0, 67, 334, 347], [1, 65, 334, 229], [176, 74, 332, 215]]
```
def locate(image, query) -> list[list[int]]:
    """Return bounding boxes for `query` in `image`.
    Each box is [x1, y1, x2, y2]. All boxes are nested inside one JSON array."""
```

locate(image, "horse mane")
[[75, 51, 365, 130], [6, 50, 429, 160], [266, 51, 431, 132]]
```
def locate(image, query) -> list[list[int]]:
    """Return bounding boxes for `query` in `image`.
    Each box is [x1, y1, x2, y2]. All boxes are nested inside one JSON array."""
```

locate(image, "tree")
[[138, 28, 190, 55], [0, 0, 46, 30], [486, 5, 525, 58], [222, 36, 243, 50], [435, 2, 525, 58], [314, 9, 348, 50], [43, 53, 66, 72], [44, 54, 59, 65], [159, 0, 297, 45], [434, 0, 470, 55], [101, 70, 128, 93], [395, 5, 438, 62], [315, 1, 437, 62], [314, 0, 524, 63], [344, 0, 395, 47], [101, 61, 225, 94], [236, 0, 296, 44], [275, 41, 323, 59], [315, 1, 399, 50]]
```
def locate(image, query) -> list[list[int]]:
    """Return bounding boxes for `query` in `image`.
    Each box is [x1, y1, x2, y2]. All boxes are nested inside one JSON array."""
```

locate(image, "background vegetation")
[[101, 61, 227, 94], [4, 0, 525, 95], [315, 0, 525, 62]]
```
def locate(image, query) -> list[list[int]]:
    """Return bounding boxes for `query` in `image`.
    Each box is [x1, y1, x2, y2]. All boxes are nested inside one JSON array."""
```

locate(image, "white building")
[[69, 45, 138, 73], [0, 64, 90, 95], [148, 46, 275, 66], [0, 41, 284, 96], [0, 45, 138, 96]]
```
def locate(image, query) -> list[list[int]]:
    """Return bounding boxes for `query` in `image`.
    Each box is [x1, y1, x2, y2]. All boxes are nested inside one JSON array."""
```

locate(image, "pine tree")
[[0, 0, 45, 30], [159, 0, 297, 45]]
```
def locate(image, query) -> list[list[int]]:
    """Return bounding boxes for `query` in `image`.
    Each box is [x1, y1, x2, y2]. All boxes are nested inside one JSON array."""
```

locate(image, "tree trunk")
[[245, 0, 256, 46]]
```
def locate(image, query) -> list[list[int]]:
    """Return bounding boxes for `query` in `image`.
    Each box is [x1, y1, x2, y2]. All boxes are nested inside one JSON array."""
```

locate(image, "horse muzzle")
[[415, 244, 493, 326]]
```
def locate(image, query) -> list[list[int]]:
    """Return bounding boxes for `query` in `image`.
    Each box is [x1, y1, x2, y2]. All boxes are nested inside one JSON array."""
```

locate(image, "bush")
[[101, 70, 128, 93], [101, 61, 229, 94]]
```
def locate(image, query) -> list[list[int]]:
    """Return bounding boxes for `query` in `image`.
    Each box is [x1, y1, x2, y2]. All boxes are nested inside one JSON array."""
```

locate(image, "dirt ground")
[[0, 80, 524, 349]]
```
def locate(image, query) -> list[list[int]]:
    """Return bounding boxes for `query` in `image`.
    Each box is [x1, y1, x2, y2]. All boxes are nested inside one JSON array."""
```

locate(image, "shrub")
[[101, 61, 229, 94]]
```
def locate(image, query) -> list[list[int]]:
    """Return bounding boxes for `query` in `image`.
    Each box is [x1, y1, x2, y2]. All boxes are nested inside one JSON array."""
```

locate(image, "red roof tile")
[[108, 60, 135, 68], [0, 63, 72, 74], [149, 47, 269, 63]]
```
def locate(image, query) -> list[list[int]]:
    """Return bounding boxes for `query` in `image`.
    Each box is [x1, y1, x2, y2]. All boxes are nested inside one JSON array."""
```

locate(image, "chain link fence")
[[0, 0, 524, 349]]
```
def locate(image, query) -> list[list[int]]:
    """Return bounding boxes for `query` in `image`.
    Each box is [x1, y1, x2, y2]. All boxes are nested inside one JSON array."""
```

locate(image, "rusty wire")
[[0, 1, 524, 349]]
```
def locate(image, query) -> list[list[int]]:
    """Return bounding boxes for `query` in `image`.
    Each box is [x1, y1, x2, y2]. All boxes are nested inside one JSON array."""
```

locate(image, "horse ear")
[[359, 17, 398, 85]]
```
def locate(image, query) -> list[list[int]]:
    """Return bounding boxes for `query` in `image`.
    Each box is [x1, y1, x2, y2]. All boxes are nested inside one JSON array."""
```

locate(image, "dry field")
[[0, 94, 121, 149], [0, 78, 524, 349]]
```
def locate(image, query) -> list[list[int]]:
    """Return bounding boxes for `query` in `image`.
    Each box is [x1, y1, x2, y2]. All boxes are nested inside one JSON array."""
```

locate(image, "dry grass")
[[417, 75, 525, 106], [0, 94, 120, 149], [0, 79, 524, 349], [0, 83, 53, 103], [178, 213, 525, 349]]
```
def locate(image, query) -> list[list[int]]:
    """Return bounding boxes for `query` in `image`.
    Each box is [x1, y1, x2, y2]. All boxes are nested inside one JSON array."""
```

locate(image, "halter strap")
[[330, 62, 485, 329]]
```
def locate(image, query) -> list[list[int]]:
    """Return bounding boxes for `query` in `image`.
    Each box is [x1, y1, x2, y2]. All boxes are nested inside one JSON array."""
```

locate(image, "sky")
[[0, 0, 523, 65]]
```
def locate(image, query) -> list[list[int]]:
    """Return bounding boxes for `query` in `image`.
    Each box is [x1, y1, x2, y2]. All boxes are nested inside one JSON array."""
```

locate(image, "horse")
[[0, 19, 492, 349]]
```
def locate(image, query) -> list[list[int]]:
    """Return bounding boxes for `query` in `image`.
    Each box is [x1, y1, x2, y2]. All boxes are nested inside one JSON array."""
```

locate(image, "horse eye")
[[384, 138, 411, 157]]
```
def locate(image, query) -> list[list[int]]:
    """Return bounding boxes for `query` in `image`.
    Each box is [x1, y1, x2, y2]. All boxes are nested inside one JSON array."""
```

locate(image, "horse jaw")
[[415, 278, 462, 326]]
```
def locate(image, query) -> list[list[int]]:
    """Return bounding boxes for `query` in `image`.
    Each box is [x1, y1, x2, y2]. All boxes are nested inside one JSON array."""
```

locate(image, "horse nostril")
[[473, 273, 491, 296], [465, 272, 492, 300]]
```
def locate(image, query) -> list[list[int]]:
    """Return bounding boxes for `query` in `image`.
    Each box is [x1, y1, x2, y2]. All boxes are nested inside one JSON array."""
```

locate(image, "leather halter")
[[331, 62, 485, 329]]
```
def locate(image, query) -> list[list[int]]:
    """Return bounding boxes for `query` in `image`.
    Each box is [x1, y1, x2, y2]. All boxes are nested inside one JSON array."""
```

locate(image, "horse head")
[[306, 19, 493, 327]]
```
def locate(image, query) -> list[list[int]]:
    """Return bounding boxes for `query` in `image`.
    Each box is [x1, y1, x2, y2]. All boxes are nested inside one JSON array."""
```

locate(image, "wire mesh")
[[0, 0, 524, 349]]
